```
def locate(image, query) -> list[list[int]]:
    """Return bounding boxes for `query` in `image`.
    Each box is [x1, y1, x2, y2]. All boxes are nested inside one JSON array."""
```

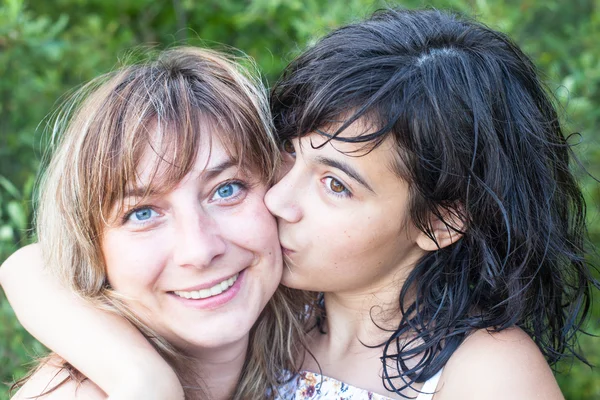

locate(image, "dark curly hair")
[[270, 8, 598, 396]]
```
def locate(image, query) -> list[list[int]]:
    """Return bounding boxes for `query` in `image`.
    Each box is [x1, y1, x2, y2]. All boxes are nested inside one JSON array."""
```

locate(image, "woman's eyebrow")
[[123, 159, 239, 199], [314, 155, 374, 192], [123, 186, 159, 199], [202, 159, 238, 181]]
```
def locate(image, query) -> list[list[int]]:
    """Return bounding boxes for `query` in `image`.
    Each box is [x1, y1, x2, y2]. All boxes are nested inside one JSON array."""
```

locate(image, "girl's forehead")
[[296, 128, 399, 167], [292, 133, 403, 194]]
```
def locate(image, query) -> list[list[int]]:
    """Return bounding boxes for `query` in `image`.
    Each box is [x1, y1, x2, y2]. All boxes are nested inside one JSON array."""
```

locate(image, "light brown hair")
[[19, 47, 306, 399]]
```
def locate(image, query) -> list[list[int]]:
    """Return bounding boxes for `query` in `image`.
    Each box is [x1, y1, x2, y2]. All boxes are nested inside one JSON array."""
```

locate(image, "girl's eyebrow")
[[314, 155, 374, 193]]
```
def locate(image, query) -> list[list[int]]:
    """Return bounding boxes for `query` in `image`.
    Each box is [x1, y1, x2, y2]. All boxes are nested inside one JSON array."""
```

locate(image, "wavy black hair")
[[271, 8, 598, 396]]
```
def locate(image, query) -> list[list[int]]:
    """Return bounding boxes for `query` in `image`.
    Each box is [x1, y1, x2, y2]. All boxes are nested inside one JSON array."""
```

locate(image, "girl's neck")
[[301, 272, 421, 400], [320, 287, 403, 355], [317, 250, 422, 352]]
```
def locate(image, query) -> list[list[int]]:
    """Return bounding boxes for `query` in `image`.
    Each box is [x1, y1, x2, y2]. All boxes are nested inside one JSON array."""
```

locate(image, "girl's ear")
[[415, 207, 465, 251]]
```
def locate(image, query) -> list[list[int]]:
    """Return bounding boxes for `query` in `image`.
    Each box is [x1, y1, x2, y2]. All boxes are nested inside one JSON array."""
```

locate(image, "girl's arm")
[[0, 244, 184, 400]]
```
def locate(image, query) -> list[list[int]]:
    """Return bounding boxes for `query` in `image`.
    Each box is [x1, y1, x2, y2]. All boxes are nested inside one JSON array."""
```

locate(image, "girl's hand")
[[1, 244, 184, 400]]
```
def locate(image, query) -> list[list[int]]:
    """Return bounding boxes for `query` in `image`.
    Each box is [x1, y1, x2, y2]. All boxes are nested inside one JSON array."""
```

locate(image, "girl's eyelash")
[[322, 177, 353, 199], [281, 139, 296, 155]]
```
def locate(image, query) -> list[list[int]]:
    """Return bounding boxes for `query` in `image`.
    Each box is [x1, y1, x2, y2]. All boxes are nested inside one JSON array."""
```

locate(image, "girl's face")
[[101, 130, 282, 354], [265, 125, 428, 295]]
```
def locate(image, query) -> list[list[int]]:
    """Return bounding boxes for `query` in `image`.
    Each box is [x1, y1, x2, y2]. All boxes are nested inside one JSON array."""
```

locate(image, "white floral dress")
[[275, 370, 443, 400], [275, 370, 395, 399]]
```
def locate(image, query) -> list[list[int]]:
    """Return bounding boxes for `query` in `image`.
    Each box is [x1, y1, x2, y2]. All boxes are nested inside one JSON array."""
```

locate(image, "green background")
[[1, 0, 599, 398]]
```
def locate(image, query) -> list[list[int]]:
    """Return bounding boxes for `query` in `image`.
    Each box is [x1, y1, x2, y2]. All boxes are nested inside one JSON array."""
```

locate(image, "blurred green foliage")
[[0, 0, 598, 398]]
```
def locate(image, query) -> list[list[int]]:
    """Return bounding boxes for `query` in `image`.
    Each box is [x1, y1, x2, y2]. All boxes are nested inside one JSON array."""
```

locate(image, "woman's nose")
[[173, 211, 227, 269]]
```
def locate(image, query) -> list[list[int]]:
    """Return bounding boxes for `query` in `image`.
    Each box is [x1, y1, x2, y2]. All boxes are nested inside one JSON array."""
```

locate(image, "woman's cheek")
[[102, 229, 169, 294], [227, 191, 279, 248]]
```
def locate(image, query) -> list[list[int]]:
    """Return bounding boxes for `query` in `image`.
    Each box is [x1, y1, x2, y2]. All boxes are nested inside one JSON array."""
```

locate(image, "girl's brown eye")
[[329, 178, 346, 193], [282, 139, 295, 154]]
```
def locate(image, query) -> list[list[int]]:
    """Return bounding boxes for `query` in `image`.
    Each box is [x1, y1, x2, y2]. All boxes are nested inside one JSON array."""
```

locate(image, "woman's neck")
[[186, 335, 249, 400]]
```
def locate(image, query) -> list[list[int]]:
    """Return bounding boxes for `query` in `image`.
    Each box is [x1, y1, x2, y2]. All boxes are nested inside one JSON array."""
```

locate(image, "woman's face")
[[101, 130, 282, 353], [265, 124, 427, 294]]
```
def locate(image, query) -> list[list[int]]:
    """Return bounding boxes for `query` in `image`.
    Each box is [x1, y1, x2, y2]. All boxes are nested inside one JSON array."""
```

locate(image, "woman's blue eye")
[[127, 207, 158, 222], [213, 182, 244, 200]]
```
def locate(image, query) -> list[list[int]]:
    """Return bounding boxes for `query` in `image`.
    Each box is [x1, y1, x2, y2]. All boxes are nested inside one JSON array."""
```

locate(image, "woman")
[[0, 47, 303, 399], [2, 8, 596, 400]]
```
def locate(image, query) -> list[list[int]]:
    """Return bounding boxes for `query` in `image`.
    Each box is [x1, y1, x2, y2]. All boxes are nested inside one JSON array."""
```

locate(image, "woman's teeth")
[[173, 273, 239, 299]]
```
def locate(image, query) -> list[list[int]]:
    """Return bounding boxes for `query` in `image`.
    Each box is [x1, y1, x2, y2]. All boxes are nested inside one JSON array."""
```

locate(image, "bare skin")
[[435, 328, 564, 400], [12, 356, 107, 400], [0, 124, 565, 399], [1, 238, 564, 400], [263, 126, 564, 399], [2, 134, 282, 400]]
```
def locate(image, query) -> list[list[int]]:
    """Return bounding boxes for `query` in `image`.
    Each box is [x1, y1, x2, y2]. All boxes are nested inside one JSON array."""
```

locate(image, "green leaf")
[[6, 201, 27, 231], [0, 225, 14, 241], [0, 176, 21, 199]]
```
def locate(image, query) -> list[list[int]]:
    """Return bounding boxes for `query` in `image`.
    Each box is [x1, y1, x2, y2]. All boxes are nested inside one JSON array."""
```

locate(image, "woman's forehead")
[[131, 133, 236, 187]]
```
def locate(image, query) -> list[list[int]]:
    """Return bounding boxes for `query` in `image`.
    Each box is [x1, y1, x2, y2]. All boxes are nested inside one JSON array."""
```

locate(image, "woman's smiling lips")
[[168, 269, 246, 309]]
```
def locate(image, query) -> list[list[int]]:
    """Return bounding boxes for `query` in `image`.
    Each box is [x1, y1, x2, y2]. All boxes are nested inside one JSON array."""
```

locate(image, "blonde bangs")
[[89, 48, 279, 221]]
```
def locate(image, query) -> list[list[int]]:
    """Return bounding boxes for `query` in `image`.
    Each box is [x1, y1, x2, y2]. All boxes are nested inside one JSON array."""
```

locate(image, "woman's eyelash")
[[211, 180, 248, 201], [121, 205, 156, 224], [119, 180, 249, 224]]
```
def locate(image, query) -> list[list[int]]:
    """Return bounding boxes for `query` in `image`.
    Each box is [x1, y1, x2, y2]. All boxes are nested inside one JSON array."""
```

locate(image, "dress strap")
[[415, 368, 443, 400]]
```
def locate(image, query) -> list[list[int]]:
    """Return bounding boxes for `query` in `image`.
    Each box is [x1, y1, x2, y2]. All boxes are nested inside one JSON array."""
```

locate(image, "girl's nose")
[[265, 172, 303, 224]]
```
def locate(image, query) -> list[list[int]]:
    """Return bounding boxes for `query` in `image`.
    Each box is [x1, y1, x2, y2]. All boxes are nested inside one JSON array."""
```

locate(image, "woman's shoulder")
[[11, 361, 106, 400], [435, 327, 563, 400]]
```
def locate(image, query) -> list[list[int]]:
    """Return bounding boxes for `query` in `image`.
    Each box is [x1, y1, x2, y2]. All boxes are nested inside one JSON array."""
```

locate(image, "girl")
[[268, 8, 595, 399], [0, 47, 303, 400], [2, 8, 596, 400]]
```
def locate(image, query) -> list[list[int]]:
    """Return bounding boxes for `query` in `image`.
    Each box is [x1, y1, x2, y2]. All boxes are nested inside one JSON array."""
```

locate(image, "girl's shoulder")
[[435, 328, 563, 400], [11, 360, 106, 400]]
